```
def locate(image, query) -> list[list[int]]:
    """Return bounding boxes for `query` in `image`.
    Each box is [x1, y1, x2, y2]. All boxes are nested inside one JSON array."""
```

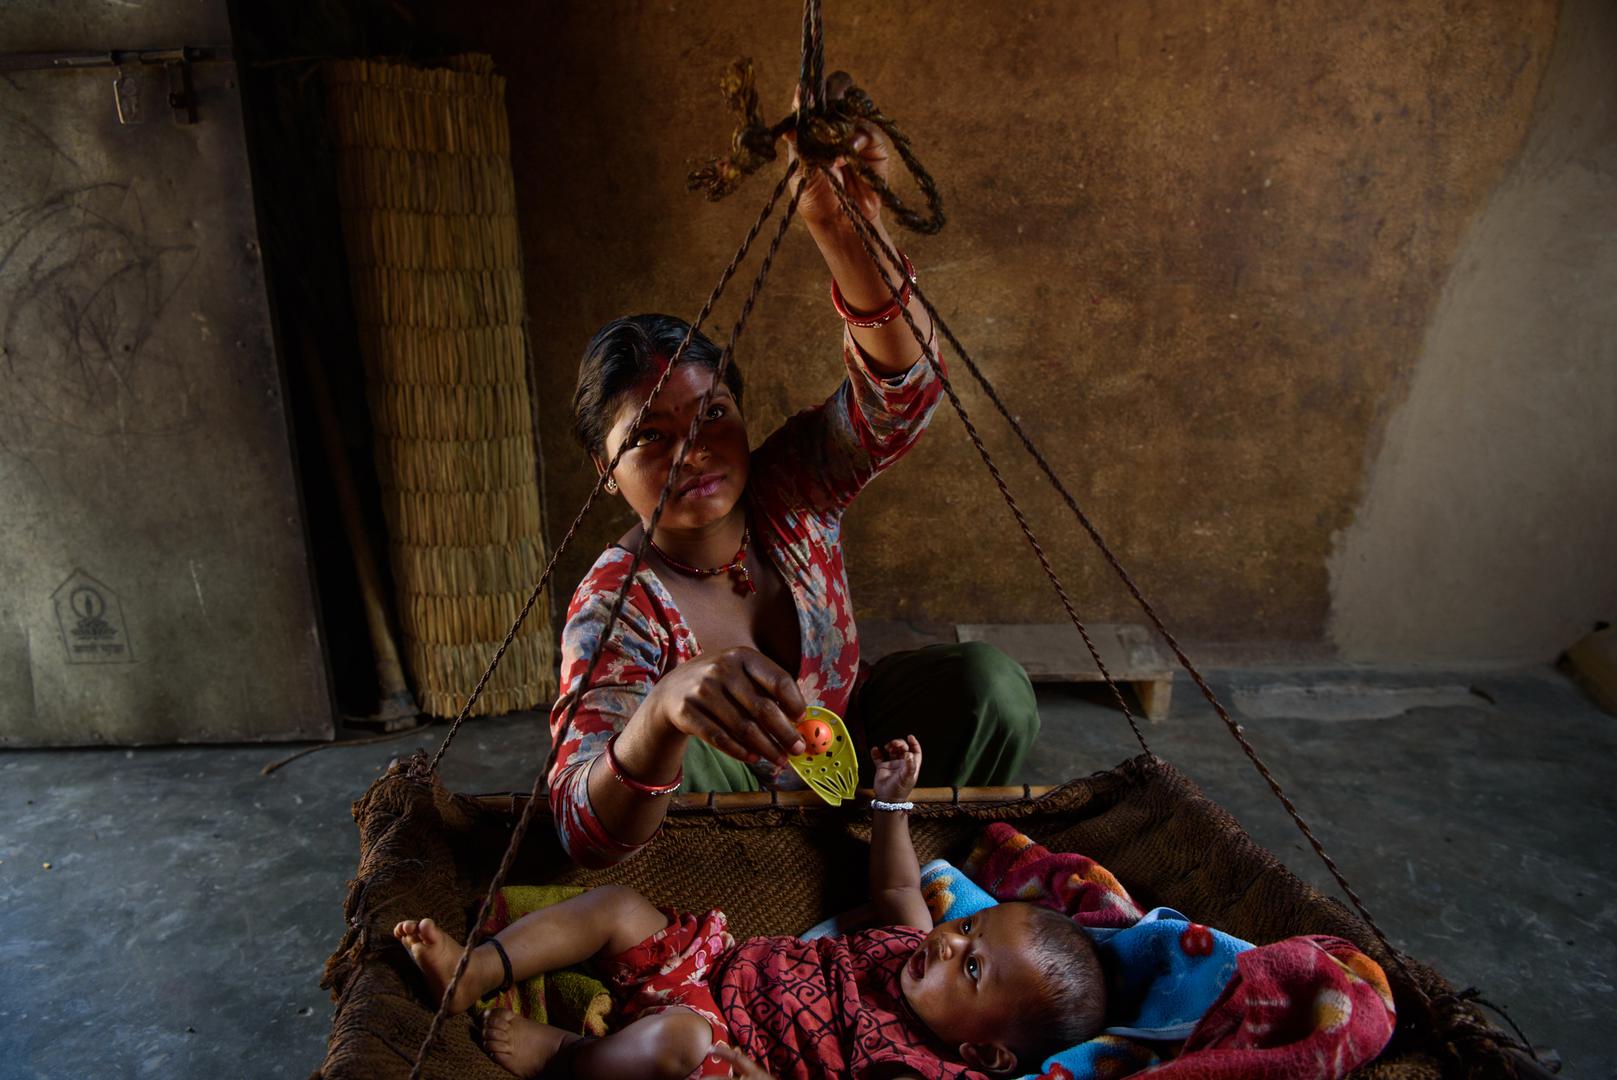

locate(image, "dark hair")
[[572, 313, 743, 459], [1014, 904, 1109, 1060]]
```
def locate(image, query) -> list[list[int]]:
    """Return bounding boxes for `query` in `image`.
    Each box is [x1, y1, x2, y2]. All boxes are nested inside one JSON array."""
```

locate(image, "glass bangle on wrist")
[[830, 251, 917, 329], [870, 799, 915, 812], [604, 733, 683, 797]]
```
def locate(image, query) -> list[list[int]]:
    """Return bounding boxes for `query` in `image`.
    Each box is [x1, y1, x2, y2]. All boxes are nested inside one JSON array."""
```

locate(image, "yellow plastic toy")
[[787, 705, 859, 805]]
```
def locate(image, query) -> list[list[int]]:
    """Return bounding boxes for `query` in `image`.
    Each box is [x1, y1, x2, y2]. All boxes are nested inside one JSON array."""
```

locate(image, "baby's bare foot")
[[392, 917, 490, 1014], [482, 1009, 580, 1078]]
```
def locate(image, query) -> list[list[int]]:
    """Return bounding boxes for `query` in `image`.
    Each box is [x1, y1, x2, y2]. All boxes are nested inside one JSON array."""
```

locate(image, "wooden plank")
[[955, 623, 1171, 682], [1135, 677, 1174, 721], [858, 619, 957, 663]]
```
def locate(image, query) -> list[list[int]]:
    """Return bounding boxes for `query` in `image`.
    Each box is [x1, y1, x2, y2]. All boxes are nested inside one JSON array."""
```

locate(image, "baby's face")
[[899, 903, 1045, 1060]]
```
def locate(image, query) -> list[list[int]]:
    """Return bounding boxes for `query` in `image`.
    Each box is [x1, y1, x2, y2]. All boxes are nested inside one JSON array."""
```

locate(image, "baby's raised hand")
[[870, 735, 922, 802]]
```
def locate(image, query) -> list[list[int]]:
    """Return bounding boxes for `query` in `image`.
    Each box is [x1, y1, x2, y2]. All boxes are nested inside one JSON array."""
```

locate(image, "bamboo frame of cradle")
[[472, 785, 1059, 815]]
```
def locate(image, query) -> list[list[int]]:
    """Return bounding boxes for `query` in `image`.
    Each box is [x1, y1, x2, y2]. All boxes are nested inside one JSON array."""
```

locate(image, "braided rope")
[[819, 170, 1151, 759], [817, 166, 1431, 1006], [838, 85, 947, 236], [799, 0, 825, 112], [406, 174, 804, 1079]]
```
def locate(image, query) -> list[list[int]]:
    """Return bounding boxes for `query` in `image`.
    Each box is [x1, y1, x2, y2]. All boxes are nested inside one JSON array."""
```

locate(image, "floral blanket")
[[930, 823, 1398, 1080]]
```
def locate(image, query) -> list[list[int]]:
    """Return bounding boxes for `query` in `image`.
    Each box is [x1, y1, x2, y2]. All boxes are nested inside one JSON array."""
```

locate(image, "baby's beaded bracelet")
[[870, 799, 915, 812]]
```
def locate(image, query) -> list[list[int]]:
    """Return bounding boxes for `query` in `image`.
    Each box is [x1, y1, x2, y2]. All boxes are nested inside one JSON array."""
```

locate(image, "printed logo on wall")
[[52, 570, 134, 664]]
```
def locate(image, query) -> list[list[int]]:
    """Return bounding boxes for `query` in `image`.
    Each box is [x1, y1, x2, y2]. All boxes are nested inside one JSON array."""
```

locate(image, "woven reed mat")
[[323, 55, 555, 718], [315, 752, 1528, 1079]]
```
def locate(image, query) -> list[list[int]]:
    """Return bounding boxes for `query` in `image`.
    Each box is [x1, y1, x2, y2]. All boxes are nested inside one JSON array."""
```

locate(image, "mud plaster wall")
[[424, 1, 1563, 651], [1329, 0, 1617, 665]]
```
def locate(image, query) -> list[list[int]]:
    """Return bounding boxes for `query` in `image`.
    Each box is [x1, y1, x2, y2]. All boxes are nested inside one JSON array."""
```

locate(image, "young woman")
[[548, 105, 1038, 867]]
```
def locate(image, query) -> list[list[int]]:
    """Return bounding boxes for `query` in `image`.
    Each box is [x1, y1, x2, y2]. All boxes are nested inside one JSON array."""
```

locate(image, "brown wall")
[[426, 1, 1598, 658]]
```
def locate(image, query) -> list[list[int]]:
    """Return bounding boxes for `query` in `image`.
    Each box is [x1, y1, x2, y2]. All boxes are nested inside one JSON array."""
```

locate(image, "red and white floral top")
[[547, 329, 943, 866]]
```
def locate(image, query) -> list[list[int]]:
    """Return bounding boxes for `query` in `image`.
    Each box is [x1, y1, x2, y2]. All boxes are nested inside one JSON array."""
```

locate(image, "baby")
[[395, 735, 1107, 1079]]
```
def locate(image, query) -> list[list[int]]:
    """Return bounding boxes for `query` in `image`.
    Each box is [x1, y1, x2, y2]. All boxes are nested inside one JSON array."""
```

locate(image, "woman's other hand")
[[784, 71, 890, 236], [645, 646, 808, 767], [781, 72, 931, 377], [870, 734, 922, 802]]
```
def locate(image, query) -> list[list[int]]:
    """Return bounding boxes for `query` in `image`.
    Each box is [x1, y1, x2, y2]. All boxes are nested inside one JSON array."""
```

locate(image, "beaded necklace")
[[648, 526, 756, 596]]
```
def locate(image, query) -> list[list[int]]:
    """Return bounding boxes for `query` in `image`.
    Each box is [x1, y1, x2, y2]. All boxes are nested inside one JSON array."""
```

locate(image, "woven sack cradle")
[[316, 752, 1533, 1079]]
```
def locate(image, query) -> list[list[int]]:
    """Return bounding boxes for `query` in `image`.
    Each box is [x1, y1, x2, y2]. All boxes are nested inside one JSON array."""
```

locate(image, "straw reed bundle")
[[324, 54, 555, 718]]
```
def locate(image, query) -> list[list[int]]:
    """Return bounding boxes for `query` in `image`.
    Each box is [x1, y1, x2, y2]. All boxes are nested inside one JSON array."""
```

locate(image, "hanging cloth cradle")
[[314, 7, 1549, 1078]]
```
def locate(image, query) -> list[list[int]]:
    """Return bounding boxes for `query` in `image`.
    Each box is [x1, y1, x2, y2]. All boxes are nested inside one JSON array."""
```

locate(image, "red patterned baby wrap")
[[711, 926, 991, 1080], [601, 911, 985, 1080], [597, 908, 737, 1079]]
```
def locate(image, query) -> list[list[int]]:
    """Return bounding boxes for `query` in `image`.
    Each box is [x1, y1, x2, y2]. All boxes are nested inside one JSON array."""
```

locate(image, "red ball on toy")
[[795, 716, 834, 756]]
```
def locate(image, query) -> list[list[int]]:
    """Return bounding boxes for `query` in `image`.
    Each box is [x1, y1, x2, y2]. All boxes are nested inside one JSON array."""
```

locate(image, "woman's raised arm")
[[786, 76, 934, 377]]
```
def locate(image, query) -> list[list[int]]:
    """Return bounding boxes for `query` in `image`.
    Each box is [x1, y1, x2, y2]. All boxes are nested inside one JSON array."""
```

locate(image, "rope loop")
[[687, 59, 944, 234]]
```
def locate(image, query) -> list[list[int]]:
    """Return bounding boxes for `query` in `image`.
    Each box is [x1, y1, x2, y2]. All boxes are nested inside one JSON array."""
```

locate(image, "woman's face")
[[598, 362, 750, 533]]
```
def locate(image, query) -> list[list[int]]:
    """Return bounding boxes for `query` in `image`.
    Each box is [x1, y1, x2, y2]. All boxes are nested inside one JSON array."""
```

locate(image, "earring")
[[604, 477, 618, 493]]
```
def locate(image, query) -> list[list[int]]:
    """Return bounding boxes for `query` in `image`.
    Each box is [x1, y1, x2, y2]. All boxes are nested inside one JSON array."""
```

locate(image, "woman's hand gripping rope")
[[784, 72, 891, 234], [687, 58, 942, 235]]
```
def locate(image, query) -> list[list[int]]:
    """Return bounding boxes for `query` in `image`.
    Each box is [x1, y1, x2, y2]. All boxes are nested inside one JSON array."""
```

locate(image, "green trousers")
[[680, 641, 1039, 794]]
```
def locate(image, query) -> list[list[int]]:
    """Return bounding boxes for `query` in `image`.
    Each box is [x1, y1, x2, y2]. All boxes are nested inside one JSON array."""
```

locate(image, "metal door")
[[0, 10, 332, 744]]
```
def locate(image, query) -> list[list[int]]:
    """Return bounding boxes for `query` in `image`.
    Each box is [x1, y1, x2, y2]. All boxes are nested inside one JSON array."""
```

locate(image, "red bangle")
[[604, 734, 682, 797], [830, 251, 917, 329]]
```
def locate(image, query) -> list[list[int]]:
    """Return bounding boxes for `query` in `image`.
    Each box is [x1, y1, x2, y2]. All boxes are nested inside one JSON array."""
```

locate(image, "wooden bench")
[[955, 623, 1174, 721]]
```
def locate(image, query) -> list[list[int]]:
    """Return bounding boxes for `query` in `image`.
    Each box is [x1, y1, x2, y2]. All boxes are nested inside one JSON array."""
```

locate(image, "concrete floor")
[[1, 666, 1612, 1079]]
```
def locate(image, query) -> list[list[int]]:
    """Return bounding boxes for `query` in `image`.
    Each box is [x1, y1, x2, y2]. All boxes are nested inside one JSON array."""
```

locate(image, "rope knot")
[[687, 59, 776, 200], [736, 122, 780, 162], [686, 59, 944, 233], [790, 112, 856, 164]]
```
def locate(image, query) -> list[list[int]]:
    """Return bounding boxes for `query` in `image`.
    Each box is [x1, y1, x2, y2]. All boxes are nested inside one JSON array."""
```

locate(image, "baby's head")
[[899, 901, 1107, 1075]]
